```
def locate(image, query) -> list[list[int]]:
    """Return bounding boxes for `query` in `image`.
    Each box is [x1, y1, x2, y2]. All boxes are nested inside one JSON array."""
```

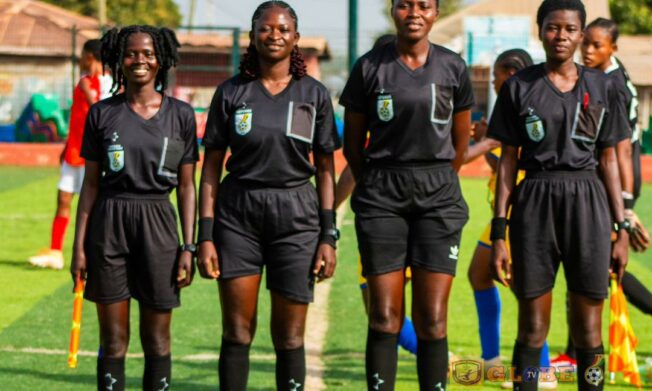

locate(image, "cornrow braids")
[[239, 1, 307, 80], [536, 0, 587, 31], [100, 25, 180, 94], [390, 0, 439, 10], [495, 49, 534, 73], [586, 17, 619, 44]]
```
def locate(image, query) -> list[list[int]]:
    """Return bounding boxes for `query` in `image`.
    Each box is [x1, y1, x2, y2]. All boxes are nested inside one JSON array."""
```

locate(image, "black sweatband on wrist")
[[197, 217, 214, 243], [319, 209, 336, 231], [319, 236, 337, 249], [624, 198, 635, 210], [490, 217, 508, 241]]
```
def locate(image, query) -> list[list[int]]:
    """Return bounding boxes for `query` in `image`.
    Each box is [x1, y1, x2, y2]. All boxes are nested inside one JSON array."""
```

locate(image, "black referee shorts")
[[84, 194, 180, 309], [351, 162, 468, 277], [214, 175, 320, 303], [509, 171, 611, 300]]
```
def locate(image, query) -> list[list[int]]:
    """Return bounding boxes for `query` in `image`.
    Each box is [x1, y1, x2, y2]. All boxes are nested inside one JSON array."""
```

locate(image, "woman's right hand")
[[491, 240, 511, 287], [197, 241, 220, 279], [70, 248, 87, 287]]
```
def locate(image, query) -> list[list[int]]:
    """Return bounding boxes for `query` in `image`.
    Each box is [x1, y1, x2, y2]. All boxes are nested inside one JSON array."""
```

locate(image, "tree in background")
[[42, 0, 182, 28], [610, 0, 652, 34]]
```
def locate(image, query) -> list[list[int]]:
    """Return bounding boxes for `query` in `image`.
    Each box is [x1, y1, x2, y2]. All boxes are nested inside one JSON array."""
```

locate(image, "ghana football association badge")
[[107, 144, 124, 172], [525, 107, 545, 142], [234, 107, 253, 135], [377, 94, 394, 122]]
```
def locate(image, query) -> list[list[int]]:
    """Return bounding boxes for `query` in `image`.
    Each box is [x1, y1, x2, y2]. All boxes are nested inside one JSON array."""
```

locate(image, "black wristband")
[[319, 209, 336, 231], [490, 217, 508, 241], [624, 198, 635, 210], [197, 217, 214, 243], [319, 235, 337, 249]]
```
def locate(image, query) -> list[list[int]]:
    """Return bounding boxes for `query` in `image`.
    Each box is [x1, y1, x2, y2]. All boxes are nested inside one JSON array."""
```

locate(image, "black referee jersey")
[[81, 94, 199, 193], [606, 58, 639, 142], [339, 41, 474, 163], [488, 64, 630, 170], [203, 75, 340, 188]]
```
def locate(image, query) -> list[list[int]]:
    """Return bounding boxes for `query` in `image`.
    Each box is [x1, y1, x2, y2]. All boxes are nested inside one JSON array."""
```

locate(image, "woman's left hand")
[[313, 243, 336, 282], [610, 233, 629, 284], [176, 250, 195, 288]]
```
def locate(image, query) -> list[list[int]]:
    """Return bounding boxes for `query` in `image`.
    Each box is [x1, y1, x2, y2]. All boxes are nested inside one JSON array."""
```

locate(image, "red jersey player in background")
[[29, 39, 111, 269]]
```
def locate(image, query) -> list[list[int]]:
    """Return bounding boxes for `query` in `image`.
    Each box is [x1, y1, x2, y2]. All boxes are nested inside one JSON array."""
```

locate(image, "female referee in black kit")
[[488, 1, 630, 390], [341, 0, 473, 389], [70, 26, 198, 391], [197, 2, 339, 390]]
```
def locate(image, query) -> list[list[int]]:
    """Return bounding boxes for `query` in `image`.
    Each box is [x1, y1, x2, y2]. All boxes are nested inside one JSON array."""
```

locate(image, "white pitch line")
[[304, 203, 347, 390]]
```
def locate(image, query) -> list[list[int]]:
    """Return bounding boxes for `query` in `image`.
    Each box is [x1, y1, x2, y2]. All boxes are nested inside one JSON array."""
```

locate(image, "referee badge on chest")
[[377, 93, 394, 122], [107, 144, 124, 172], [234, 107, 253, 136], [525, 108, 545, 142]]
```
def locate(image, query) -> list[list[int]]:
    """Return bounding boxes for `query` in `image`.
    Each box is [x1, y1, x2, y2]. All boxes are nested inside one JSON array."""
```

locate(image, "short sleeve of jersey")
[[454, 62, 475, 113], [338, 59, 366, 113], [80, 104, 102, 161], [314, 87, 341, 153], [488, 82, 520, 147], [598, 79, 630, 148], [202, 84, 230, 150], [181, 105, 199, 163]]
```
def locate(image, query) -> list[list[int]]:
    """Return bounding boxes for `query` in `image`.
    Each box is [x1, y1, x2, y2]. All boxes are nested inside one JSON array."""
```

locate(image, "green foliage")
[[610, 0, 652, 34], [438, 0, 463, 18], [42, 0, 182, 28]]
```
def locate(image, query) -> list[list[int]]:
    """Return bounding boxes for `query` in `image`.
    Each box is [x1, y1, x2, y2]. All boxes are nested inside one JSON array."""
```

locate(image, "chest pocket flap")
[[286, 101, 316, 144], [158, 137, 184, 178], [571, 102, 605, 143], [431, 83, 454, 124]]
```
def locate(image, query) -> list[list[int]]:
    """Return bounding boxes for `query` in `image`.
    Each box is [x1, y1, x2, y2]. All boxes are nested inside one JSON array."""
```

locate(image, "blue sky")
[[174, 0, 477, 54]]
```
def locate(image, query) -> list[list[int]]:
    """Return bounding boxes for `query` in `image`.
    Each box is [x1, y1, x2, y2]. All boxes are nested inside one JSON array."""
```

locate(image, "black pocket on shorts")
[[572, 102, 605, 143], [431, 83, 453, 124], [158, 137, 184, 177], [286, 102, 316, 143]]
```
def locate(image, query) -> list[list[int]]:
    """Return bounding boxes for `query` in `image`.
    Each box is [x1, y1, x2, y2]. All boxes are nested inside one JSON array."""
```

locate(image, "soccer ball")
[[584, 366, 604, 386]]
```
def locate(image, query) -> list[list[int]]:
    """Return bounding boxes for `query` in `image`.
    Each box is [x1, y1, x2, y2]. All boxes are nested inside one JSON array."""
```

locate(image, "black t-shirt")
[[607, 59, 639, 142], [339, 41, 475, 163], [203, 74, 340, 188], [488, 64, 629, 171], [81, 94, 199, 194]]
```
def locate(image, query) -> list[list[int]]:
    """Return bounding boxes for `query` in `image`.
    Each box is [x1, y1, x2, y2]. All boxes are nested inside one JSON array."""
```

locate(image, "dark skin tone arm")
[[490, 144, 519, 287], [70, 160, 101, 284], [196, 149, 227, 279], [451, 110, 471, 171], [343, 110, 369, 182], [616, 139, 634, 198], [313, 151, 337, 281], [600, 146, 629, 283], [175, 163, 196, 288]]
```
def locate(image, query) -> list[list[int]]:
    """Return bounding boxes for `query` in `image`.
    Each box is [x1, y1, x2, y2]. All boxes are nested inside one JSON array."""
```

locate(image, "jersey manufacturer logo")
[[449, 245, 459, 260], [525, 108, 545, 142], [377, 94, 394, 122], [234, 108, 253, 135], [107, 144, 124, 172]]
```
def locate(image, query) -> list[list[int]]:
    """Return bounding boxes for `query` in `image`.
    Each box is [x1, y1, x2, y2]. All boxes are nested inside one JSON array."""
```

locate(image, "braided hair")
[[537, 0, 587, 31], [239, 1, 307, 80], [586, 17, 619, 44], [390, 0, 438, 10], [100, 25, 180, 94], [495, 49, 533, 73]]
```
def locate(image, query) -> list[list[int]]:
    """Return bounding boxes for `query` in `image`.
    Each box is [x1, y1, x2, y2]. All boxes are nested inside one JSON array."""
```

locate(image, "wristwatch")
[[179, 243, 197, 255], [322, 228, 340, 241], [614, 219, 633, 234]]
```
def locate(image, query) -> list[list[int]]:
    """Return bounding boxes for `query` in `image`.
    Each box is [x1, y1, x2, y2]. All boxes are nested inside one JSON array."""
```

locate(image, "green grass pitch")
[[0, 166, 650, 389]]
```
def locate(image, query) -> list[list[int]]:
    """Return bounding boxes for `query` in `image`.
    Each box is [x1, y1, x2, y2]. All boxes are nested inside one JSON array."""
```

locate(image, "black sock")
[[275, 346, 306, 391], [366, 328, 398, 391], [576, 346, 605, 391], [511, 341, 542, 391], [417, 337, 448, 391], [566, 333, 576, 359], [143, 354, 171, 391], [97, 356, 125, 391], [219, 339, 251, 391]]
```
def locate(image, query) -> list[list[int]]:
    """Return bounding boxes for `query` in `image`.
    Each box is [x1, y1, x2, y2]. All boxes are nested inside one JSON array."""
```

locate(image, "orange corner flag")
[[608, 275, 643, 388], [67, 278, 85, 369]]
